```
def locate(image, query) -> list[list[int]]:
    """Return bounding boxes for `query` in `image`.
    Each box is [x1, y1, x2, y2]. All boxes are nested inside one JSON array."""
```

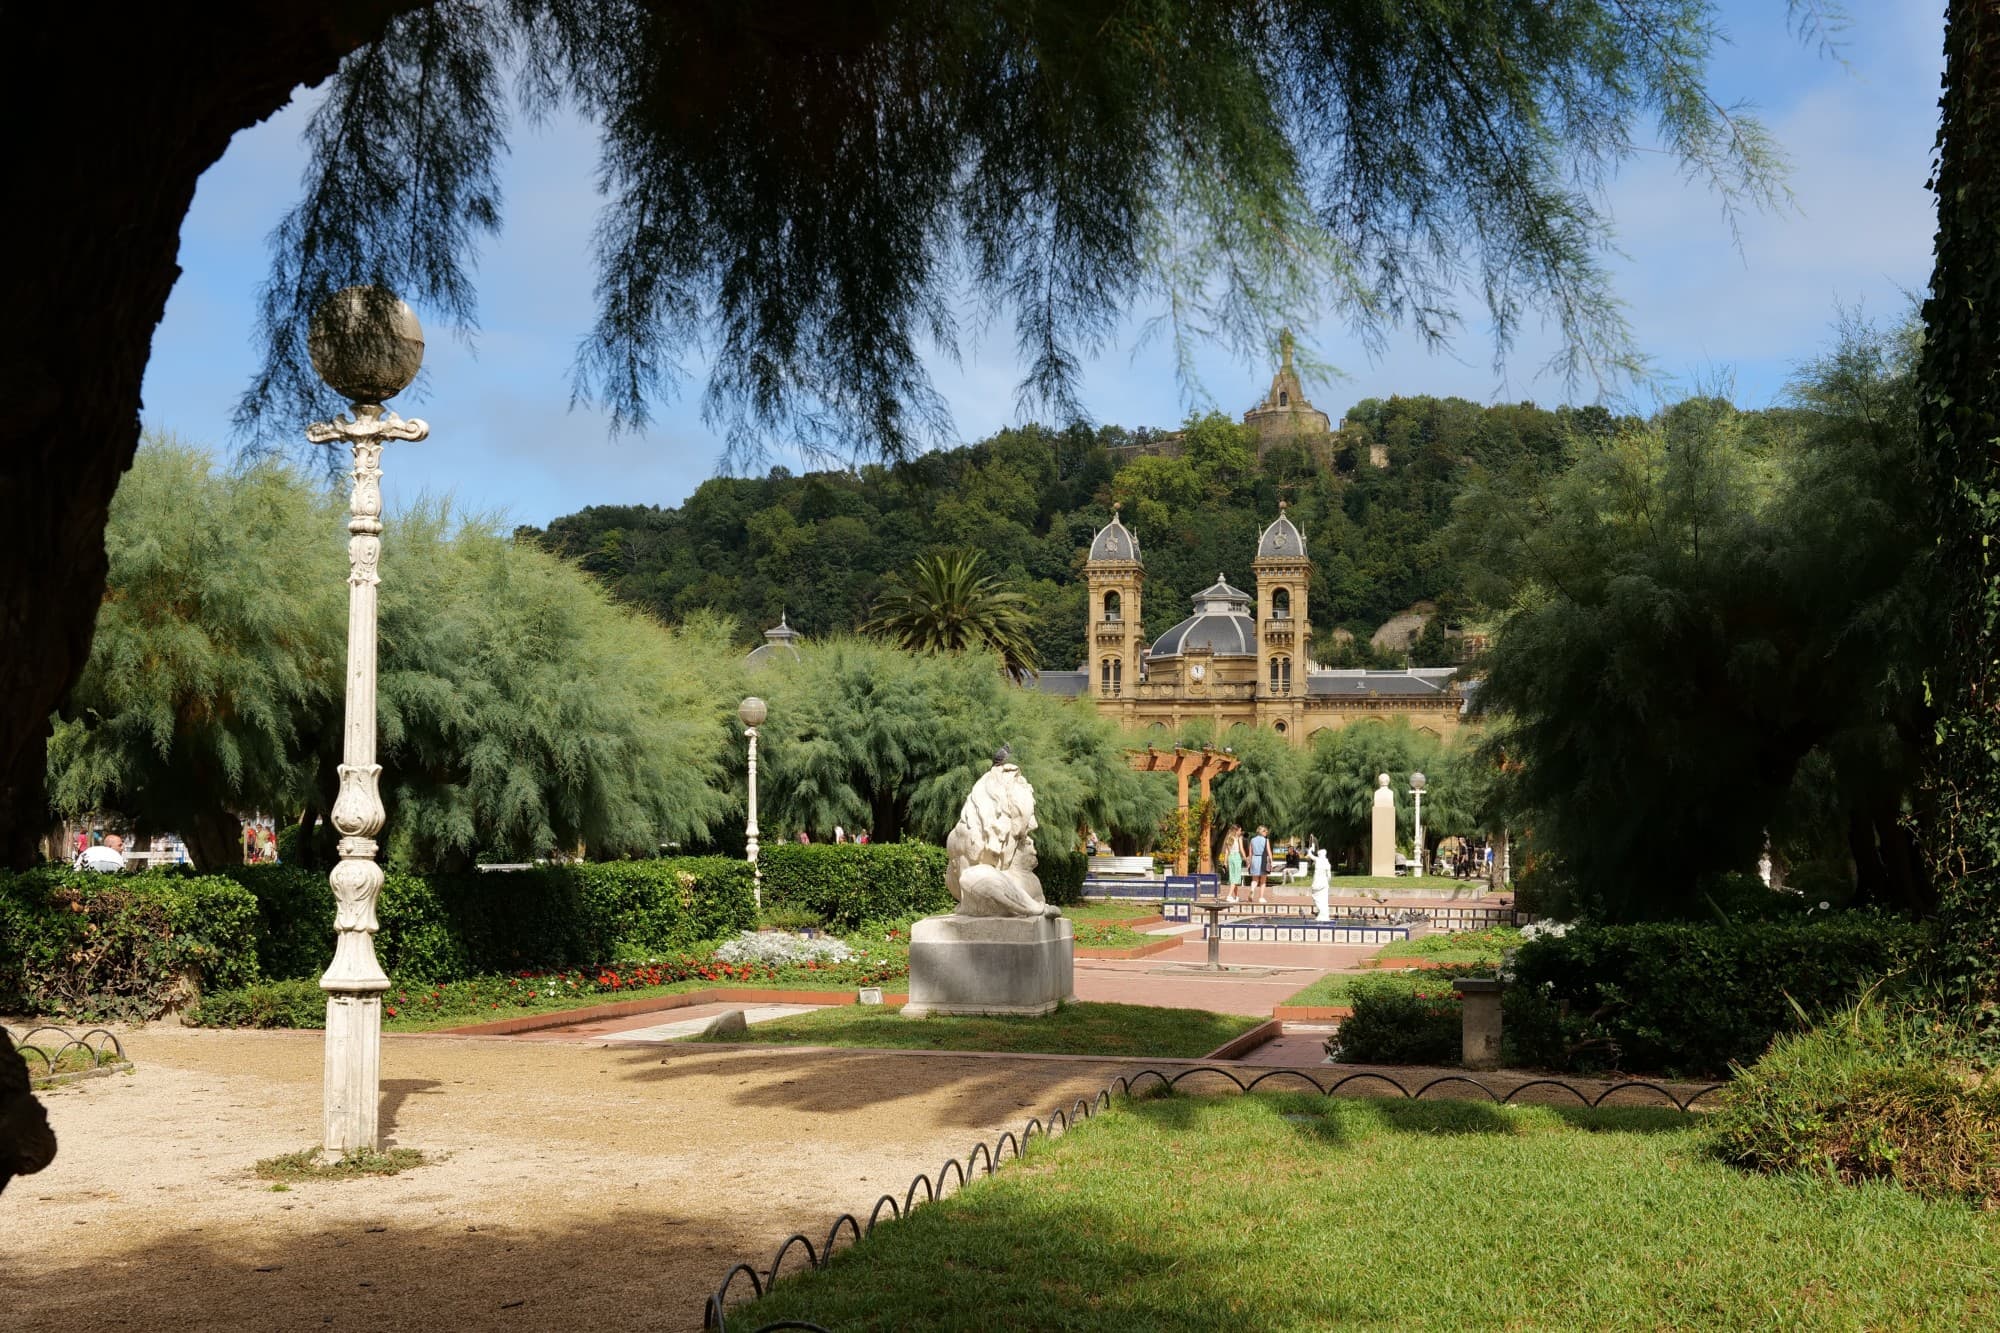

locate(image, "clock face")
[[1190, 664, 1206, 682]]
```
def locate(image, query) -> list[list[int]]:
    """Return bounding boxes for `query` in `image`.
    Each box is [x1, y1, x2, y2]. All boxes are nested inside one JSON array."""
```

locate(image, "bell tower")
[[1084, 504, 1145, 702], [1253, 502, 1310, 703]]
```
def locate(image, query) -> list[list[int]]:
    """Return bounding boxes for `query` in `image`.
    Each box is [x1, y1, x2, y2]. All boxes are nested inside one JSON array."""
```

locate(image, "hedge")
[[1507, 916, 1929, 1077], [221, 857, 758, 983], [0, 868, 260, 1020], [757, 842, 952, 928]]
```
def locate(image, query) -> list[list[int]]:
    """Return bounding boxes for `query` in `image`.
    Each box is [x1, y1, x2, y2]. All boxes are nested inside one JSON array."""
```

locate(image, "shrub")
[[1707, 998, 2000, 1205], [1331, 974, 1465, 1065], [0, 868, 260, 1020], [758, 842, 951, 929], [1037, 847, 1085, 906], [713, 931, 855, 966], [220, 857, 758, 982], [1507, 916, 1929, 1077], [187, 978, 327, 1029]]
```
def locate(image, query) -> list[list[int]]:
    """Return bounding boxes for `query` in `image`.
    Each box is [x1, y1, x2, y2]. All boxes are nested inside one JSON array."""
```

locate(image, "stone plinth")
[[1455, 977, 1503, 1070], [905, 914, 1075, 1018], [1370, 775, 1397, 877]]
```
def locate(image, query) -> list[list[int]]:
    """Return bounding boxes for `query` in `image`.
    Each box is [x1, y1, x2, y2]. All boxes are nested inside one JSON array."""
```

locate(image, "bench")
[[1087, 854, 1156, 877]]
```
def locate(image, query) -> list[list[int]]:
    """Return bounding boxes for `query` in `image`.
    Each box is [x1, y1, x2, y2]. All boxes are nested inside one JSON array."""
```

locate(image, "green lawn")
[[1372, 924, 1521, 967], [1063, 902, 1166, 926], [737, 1093, 2000, 1331], [678, 1000, 1258, 1058]]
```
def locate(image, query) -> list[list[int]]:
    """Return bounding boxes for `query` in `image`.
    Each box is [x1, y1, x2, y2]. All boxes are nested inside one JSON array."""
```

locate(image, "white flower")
[[714, 931, 855, 966]]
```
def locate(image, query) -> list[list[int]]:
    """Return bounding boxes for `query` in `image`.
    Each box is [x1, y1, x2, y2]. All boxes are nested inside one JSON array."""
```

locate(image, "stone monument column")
[[1369, 772, 1396, 878]]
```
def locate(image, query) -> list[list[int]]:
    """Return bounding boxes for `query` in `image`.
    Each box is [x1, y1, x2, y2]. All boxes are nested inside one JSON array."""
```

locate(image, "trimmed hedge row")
[[757, 842, 952, 929], [0, 868, 260, 1021], [754, 841, 1082, 928], [221, 857, 757, 982], [1508, 916, 1929, 1077]]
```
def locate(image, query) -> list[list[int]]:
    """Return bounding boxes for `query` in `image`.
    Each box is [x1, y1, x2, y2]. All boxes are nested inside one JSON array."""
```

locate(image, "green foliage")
[[51, 443, 737, 872], [1506, 918, 1930, 1078], [1708, 997, 2000, 1205], [240, 2, 1782, 456], [862, 549, 1040, 678], [218, 857, 756, 983], [758, 843, 952, 931], [47, 441, 344, 868], [1329, 974, 1466, 1065], [186, 978, 326, 1030], [1299, 718, 1489, 866], [1917, 2, 2000, 997], [749, 636, 1168, 856], [0, 869, 260, 1021], [1462, 322, 1937, 918]]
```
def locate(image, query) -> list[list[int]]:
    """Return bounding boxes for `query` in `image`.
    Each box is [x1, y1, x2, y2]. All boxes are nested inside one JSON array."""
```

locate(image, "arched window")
[[1103, 590, 1122, 622], [1101, 657, 1122, 696], [1269, 656, 1292, 695], [1279, 390, 1289, 406], [1271, 587, 1291, 619]]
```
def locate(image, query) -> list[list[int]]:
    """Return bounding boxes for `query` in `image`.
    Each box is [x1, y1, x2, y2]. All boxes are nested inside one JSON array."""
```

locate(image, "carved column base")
[[323, 992, 382, 1153], [319, 928, 390, 993]]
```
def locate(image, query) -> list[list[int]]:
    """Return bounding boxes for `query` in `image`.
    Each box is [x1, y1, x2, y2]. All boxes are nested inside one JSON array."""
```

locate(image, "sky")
[[139, 1, 1947, 529]]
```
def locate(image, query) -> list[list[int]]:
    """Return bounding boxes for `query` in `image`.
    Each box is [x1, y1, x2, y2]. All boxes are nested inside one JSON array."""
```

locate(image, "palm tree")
[[863, 550, 1040, 680]]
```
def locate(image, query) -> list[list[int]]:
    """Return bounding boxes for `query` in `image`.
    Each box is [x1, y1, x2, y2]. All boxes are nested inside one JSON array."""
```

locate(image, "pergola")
[[1126, 744, 1240, 875]]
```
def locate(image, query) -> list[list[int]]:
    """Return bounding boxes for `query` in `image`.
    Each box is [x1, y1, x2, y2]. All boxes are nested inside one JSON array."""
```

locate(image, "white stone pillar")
[[1369, 773, 1396, 877], [305, 287, 427, 1156]]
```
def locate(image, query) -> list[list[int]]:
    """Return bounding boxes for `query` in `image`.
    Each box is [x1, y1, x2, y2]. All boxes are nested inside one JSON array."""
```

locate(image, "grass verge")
[[1372, 924, 1521, 967], [254, 1147, 428, 1184], [1280, 969, 1468, 1008], [738, 1093, 2000, 1331], [678, 1001, 1259, 1059]]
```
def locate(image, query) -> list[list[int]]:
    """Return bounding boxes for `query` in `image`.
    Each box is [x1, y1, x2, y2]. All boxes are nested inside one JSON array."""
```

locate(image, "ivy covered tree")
[[1919, 1, 2000, 995], [4, 0, 1793, 865]]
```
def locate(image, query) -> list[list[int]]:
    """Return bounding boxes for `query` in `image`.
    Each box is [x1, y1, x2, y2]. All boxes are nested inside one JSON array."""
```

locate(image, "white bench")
[[1087, 854, 1155, 877]]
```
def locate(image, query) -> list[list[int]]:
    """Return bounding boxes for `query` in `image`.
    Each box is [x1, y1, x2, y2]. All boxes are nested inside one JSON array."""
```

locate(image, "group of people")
[[792, 826, 871, 845], [1218, 826, 1330, 905], [1432, 835, 1495, 881]]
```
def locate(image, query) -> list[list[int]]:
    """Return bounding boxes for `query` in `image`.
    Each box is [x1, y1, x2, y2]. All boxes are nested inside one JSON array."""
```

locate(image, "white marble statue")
[[945, 759, 1062, 919], [1310, 846, 1333, 922]]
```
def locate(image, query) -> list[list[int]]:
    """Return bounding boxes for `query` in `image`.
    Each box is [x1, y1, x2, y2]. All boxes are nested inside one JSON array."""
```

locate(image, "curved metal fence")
[[703, 1065, 1726, 1331], [3, 1024, 128, 1080]]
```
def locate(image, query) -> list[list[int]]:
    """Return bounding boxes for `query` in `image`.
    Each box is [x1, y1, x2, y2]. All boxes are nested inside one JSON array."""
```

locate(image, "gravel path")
[[0, 1027, 1141, 1332]]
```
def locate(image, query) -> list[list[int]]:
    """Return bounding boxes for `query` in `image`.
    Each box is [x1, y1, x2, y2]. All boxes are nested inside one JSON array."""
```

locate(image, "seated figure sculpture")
[[945, 758, 1062, 919]]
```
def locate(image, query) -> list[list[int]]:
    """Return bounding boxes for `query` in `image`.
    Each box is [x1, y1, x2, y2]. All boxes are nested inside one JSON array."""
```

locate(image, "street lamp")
[[306, 286, 427, 1155], [1409, 771, 1427, 878], [739, 696, 767, 909]]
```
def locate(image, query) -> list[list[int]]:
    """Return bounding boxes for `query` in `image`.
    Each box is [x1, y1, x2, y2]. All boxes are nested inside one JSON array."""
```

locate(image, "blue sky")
[[140, 1, 1945, 528]]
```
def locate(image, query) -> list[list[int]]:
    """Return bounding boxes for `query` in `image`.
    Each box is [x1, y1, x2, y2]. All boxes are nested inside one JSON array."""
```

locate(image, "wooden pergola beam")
[[1125, 744, 1240, 875]]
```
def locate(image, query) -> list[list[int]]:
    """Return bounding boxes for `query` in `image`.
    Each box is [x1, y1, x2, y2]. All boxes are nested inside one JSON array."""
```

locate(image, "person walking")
[[1223, 827, 1245, 902], [1249, 825, 1271, 904]]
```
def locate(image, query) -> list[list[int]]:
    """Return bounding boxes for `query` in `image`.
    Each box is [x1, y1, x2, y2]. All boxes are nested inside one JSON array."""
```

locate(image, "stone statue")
[[945, 761, 1062, 918], [905, 754, 1075, 1017], [1369, 772, 1397, 878]]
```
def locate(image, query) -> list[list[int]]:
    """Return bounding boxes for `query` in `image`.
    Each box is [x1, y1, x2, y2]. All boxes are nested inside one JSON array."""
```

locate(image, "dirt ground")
[[0, 1028, 1150, 1332]]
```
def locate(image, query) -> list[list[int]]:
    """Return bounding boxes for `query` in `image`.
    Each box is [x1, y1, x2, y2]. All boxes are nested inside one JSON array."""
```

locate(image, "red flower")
[[386, 1006, 398, 1017]]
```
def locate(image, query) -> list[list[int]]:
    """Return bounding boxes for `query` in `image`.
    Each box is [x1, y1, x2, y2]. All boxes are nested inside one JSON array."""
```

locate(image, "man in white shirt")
[[75, 833, 127, 873]]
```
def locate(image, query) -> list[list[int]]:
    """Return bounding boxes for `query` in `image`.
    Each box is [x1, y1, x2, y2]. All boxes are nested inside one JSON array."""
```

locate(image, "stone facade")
[[1044, 506, 1471, 746]]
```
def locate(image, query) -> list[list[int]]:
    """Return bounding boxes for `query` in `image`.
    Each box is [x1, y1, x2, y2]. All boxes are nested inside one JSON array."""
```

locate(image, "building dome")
[[1087, 505, 1142, 564], [745, 613, 802, 668], [1149, 575, 1257, 657], [1257, 503, 1306, 559]]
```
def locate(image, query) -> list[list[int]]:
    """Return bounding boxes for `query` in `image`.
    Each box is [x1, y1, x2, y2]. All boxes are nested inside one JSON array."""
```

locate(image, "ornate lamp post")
[[306, 286, 427, 1154], [1409, 771, 1427, 879], [739, 696, 767, 909]]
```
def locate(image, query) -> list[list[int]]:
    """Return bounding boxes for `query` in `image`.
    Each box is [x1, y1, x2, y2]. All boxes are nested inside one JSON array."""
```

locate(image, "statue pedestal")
[[904, 914, 1075, 1018]]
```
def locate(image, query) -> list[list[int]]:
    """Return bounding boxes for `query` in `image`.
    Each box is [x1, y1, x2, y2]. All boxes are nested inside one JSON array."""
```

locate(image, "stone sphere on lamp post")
[[309, 287, 426, 403]]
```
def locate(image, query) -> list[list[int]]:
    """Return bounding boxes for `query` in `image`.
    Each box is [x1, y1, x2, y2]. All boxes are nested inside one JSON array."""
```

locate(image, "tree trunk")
[[0, 4, 426, 868], [1918, 0, 2000, 995], [186, 807, 246, 874]]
